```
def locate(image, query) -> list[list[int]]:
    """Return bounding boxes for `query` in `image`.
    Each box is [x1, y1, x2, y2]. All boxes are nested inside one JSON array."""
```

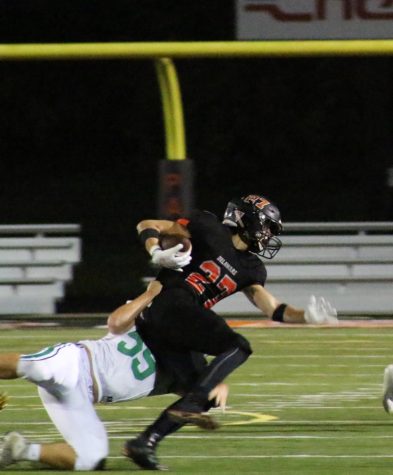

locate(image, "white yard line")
[[108, 454, 393, 459], [248, 334, 393, 339], [233, 382, 377, 386], [4, 429, 393, 441], [252, 355, 390, 359]]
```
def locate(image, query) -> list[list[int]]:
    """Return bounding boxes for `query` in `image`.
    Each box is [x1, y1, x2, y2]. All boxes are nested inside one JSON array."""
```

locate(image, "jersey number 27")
[[186, 260, 237, 308]]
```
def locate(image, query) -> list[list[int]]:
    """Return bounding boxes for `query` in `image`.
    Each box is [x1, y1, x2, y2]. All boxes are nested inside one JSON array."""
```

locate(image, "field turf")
[[1, 325, 393, 474]]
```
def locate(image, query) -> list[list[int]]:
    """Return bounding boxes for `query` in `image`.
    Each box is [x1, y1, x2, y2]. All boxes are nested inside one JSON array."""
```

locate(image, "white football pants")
[[17, 343, 108, 471]]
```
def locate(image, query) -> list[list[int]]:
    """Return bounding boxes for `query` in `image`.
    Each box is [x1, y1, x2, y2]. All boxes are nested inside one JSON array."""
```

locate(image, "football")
[[159, 234, 192, 253]]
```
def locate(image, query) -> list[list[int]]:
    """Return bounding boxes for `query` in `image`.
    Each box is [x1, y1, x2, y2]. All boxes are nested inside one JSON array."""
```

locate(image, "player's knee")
[[235, 334, 253, 357], [219, 333, 252, 358], [75, 450, 108, 471]]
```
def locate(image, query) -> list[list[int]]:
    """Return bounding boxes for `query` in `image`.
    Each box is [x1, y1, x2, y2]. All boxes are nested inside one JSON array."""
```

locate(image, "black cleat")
[[123, 438, 167, 471], [168, 409, 219, 430]]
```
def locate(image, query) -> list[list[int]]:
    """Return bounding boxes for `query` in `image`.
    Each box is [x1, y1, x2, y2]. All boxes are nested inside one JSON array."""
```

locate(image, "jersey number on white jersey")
[[117, 331, 155, 380]]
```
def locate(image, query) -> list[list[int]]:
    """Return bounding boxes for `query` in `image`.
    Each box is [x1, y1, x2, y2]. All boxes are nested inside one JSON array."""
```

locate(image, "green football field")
[[1, 325, 393, 474]]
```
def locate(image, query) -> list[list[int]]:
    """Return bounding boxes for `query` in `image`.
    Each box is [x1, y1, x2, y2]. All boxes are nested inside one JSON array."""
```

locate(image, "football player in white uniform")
[[0, 280, 228, 471], [383, 365, 393, 414]]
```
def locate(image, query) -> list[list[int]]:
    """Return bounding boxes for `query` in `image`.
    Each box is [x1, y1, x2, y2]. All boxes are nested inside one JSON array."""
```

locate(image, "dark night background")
[[0, 1, 392, 311]]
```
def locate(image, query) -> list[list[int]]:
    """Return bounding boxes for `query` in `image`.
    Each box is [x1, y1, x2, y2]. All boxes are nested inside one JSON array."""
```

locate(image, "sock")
[[18, 443, 41, 462], [136, 394, 218, 449], [139, 404, 186, 449], [15, 360, 26, 378]]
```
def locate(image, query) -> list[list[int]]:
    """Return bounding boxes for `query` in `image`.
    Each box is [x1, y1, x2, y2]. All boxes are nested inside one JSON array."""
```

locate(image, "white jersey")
[[79, 326, 156, 403]]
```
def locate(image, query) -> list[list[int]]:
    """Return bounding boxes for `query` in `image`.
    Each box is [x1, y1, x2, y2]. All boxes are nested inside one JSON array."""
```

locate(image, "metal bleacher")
[[214, 222, 393, 316], [0, 224, 81, 315], [3, 222, 393, 316]]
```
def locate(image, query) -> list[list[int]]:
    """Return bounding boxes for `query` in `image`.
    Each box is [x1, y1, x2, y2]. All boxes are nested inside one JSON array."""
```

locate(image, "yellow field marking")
[[221, 410, 277, 426]]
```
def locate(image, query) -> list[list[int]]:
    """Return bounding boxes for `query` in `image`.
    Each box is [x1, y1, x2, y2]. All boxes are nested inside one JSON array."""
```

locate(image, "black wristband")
[[139, 228, 160, 245], [272, 303, 287, 322]]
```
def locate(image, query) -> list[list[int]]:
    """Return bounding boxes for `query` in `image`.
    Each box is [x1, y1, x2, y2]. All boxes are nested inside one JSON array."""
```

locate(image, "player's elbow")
[[106, 315, 131, 335], [136, 220, 159, 234], [106, 318, 121, 335]]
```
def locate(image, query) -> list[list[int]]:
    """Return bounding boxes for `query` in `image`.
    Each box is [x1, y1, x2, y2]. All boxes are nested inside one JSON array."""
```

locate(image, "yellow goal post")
[[1, 40, 392, 215]]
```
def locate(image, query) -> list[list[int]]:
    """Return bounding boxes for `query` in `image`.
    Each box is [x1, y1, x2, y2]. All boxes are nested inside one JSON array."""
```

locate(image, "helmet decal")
[[243, 195, 271, 210]]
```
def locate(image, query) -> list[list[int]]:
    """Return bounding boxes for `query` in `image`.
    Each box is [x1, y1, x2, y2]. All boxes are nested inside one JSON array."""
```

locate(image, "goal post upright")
[[154, 57, 192, 219]]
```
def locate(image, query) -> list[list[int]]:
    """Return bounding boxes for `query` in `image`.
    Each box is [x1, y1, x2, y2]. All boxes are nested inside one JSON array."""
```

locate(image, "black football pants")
[[136, 287, 252, 396]]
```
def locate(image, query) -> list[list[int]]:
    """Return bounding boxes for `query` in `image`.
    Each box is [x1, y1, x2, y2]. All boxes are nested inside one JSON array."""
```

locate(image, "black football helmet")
[[223, 194, 283, 259]]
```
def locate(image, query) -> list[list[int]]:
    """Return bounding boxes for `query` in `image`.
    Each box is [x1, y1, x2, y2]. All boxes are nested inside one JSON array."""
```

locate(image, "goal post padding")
[[157, 159, 194, 219]]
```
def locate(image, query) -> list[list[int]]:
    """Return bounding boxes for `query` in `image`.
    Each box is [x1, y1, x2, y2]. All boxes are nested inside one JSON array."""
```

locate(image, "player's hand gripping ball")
[[159, 234, 192, 253], [150, 234, 192, 271]]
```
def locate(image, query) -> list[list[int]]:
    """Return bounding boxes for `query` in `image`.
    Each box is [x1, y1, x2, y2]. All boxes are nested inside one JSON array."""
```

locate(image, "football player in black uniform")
[[124, 194, 337, 470]]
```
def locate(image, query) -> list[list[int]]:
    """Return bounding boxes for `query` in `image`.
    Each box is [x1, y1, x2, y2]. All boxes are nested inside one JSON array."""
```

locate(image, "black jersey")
[[157, 210, 267, 309]]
